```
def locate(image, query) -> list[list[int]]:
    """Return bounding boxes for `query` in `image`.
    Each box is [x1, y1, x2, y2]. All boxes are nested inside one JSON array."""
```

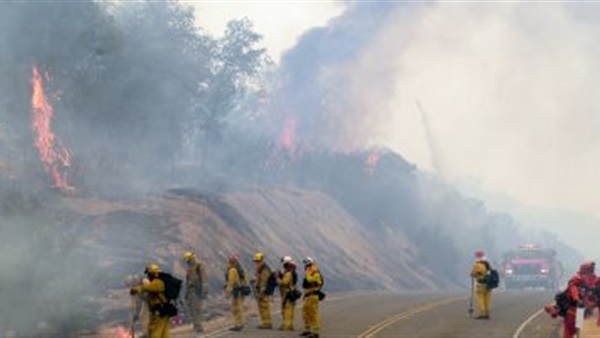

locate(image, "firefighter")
[[577, 262, 598, 321], [125, 274, 150, 338], [252, 252, 273, 329], [183, 251, 208, 334], [563, 273, 583, 338], [224, 255, 245, 331], [130, 263, 170, 338], [277, 256, 299, 331], [470, 249, 492, 319], [301, 257, 323, 338]]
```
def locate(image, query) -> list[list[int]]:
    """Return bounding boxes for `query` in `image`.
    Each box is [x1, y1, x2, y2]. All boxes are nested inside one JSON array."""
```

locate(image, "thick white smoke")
[[326, 3, 600, 215]]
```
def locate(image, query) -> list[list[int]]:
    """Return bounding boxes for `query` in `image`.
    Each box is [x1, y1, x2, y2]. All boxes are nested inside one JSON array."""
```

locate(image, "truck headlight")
[[540, 268, 549, 274], [505, 269, 514, 275]]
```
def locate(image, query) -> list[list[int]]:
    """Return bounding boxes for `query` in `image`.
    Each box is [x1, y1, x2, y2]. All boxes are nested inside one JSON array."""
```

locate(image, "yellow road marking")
[[357, 296, 466, 338]]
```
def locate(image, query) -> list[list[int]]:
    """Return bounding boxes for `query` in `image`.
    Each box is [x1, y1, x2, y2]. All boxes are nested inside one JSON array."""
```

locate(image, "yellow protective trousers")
[[281, 299, 296, 330], [232, 296, 244, 326], [148, 314, 170, 338], [302, 294, 320, 333], [475, 283, 492, 316], [186, 293, 204, 332], [257, 295, 272, 325]]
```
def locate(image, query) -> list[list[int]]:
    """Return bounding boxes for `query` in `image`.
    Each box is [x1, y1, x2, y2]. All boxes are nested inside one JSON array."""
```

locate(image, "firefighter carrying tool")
[[470, 250, 493, 320]]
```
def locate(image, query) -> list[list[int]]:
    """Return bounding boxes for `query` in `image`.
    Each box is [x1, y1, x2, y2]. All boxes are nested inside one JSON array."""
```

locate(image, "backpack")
[[264, 266, 278, 296], [229, 264, 251, 297], [149, 272, 181, 318], [158, 272, 182, 301], [555, 289, 575, 317], [484, 269, 500, 289], [480, 261, 499, 289]]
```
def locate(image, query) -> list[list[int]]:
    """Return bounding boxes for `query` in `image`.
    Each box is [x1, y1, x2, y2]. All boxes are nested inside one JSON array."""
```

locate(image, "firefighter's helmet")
[[183, 251, 195, 262], [253, 252, 265, 262], [146, 263, 161, 275]]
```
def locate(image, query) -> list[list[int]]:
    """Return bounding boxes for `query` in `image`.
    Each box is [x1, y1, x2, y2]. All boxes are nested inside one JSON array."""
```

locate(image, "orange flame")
[[365, 149, 381, 175], [31, 65, 74, 191], [264, 116, 299, 170], [115, 325, 133, 338], [279, 117, 296, 154]]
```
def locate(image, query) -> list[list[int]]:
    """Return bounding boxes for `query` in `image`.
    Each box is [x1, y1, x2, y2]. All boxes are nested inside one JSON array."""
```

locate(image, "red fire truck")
[[501, 244, 563, 290]]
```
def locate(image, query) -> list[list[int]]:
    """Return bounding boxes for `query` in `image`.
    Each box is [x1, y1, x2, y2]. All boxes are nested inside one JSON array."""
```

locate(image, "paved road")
[[197, 290, 558, 338]]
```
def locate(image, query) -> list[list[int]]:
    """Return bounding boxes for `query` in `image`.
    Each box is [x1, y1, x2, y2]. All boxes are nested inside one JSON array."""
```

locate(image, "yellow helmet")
[[146, 263, 161, 274], [183, 251, 195, 261], [253, 252, 265, 262]]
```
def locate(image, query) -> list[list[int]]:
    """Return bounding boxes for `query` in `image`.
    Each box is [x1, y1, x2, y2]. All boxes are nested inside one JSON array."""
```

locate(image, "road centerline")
[[357, 296, 467, 338]]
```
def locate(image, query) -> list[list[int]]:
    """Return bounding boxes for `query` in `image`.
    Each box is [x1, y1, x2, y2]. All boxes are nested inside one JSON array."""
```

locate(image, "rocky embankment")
[[31, 185, 441, 333]]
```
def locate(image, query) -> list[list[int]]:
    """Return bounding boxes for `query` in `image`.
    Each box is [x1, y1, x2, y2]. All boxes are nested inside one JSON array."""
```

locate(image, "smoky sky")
[[275, 2, 600, 218]]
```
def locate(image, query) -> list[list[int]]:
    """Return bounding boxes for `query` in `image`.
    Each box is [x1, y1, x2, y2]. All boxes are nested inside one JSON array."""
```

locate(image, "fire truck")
[[501, 244, 563, 290]]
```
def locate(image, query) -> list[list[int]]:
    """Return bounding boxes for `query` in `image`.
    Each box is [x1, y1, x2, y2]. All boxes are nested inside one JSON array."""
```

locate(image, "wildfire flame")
[[31, 65, 74, 191], [264, 116, 299, 170], [279, 117, 296, 154], [365, 149, 381, 175], [115, 325, 133, 338]]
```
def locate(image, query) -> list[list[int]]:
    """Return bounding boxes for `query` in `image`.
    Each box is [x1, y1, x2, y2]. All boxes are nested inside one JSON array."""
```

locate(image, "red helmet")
[[228, 255, 239, 265], [475, 249, 485, 258], [579, 262, 595, 274]]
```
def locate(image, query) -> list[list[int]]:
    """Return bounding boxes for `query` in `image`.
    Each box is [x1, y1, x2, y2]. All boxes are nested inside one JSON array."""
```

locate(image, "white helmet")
[[281, 256, 293, 264], [302, 257, 314, 265]]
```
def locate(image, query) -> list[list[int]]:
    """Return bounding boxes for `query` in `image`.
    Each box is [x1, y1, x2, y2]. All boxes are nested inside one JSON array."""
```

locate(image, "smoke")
[[414, 100, 447, 179], [275, 2, 600, 216], [0, 1, 269, 334], [0, 0, 591, 333]]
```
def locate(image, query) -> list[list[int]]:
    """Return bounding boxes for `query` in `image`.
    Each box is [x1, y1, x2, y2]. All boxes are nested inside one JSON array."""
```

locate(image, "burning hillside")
[[0, 149, 580, 335], [0, 1, 584, 336]]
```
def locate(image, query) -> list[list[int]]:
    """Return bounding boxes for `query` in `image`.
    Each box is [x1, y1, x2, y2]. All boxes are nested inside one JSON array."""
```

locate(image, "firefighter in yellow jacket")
[[277, 256, 299, 331], [252, 252, 273, 329], [224, 255, 246, 331], [470, 249, 492, 319], [301, 257, 323, 338], [130, 263, 170, 338], [183, 251, 208, 333]]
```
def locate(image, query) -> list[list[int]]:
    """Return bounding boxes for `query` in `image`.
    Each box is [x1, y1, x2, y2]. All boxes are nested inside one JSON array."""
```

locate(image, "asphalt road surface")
[[203, 290, 559, 338]]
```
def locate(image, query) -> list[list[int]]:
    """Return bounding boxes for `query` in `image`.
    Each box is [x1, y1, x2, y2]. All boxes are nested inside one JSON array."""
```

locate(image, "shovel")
[[468, 278, 474, 317]]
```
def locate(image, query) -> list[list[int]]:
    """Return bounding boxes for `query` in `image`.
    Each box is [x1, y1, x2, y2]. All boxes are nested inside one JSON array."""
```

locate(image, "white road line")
[[512, 308, 545, 338]]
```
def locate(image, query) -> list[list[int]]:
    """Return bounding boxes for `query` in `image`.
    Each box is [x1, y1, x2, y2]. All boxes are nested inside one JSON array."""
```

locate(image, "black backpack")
[[146, 272, 181, 318], [158, 272, 182, 301], [484, 269, 500, 289], [555, 289, 575, 317], [264, 266, 278, 296]]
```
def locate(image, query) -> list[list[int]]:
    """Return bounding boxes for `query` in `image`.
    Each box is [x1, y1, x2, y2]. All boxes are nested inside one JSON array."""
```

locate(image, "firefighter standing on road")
[[224, 256, 245, 331], [470, 250, 492, 320], [301, 257, 323, 338], [252, 252, 273, 329], [277, 256, 298, 331], [562, 273, 583, 338], [130, 263, 171, 338], [183, 251, 208, 334]]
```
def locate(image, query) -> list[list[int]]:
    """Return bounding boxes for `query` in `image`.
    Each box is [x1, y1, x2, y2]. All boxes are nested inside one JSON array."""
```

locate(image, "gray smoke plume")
[[275, 2, 600, 218], [0, 1, 268, 334]]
